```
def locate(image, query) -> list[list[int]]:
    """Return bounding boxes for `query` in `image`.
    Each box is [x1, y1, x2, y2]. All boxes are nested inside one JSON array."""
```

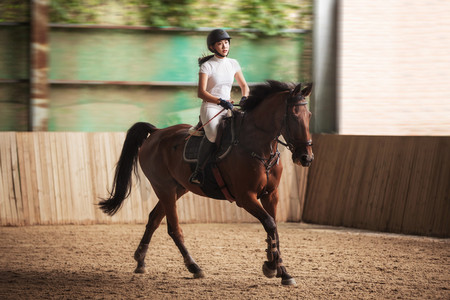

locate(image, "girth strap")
[[211, 164, 235, 203]]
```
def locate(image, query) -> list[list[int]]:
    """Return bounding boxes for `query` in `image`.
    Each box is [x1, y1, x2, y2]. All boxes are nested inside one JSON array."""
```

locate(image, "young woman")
[[189, 29, 250, 185]]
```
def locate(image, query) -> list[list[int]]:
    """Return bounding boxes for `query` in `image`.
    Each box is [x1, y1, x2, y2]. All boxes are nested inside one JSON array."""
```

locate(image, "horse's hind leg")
[[163, 197, 205, 279], [134, 201, 165, 273], [167, 222, 204, 278]]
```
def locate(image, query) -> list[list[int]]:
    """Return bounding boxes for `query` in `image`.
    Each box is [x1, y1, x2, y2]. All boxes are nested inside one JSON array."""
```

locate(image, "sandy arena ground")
[[0, 223, 448, 299]]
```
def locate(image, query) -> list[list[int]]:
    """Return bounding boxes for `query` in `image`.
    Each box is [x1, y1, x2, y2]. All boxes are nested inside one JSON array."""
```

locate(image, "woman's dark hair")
[[198, 54, 214, 66]]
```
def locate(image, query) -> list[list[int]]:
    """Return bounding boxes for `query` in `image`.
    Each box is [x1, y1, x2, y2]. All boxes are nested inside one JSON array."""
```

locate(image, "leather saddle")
[[183, 111, 241, 201], [183, 111, 237, 163]]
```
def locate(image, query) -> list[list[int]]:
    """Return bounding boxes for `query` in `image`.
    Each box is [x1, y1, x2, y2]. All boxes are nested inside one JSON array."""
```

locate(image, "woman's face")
[[212, 39, 230, 57]]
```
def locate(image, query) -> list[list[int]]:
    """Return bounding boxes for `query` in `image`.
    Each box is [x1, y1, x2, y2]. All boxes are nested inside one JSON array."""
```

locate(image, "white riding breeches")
[[200, 101, 230, 143]]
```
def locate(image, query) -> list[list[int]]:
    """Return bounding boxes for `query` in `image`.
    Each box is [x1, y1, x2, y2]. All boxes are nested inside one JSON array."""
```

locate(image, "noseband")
[[276, 90, 313, 152]]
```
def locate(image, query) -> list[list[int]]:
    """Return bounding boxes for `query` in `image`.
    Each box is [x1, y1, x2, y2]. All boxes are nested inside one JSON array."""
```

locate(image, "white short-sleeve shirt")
[[199, 56, 241, 100]]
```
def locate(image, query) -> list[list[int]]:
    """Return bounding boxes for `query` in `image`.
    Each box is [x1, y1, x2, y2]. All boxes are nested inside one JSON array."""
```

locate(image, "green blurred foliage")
[[236, 0, 299, 36], [49, 0, 99, 23], [0, 0, 29, 22], [0, 0, 312, 35], [138, 0, 197, 28]]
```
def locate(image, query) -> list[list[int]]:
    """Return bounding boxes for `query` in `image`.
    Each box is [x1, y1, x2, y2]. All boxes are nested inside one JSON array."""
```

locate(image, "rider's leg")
[[189, 136, 215, 185], [188, 116, 204, 136], [189, 102, 224, 185]]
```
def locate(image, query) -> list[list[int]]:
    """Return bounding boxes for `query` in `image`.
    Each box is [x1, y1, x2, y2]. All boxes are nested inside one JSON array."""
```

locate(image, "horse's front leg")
[[241, 193, 296, 286], [263, 231, 295, 285], [260, 189, 296, 285]]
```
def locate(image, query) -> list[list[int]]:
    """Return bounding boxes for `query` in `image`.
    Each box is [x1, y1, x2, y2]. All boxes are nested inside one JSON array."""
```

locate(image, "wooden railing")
[[1, 132, 448, 237], [303, 135, 449, 237], [0, 132, 308, 225]]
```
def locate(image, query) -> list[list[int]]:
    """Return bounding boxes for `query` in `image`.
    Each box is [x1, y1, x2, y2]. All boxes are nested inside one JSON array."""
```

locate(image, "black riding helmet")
[[207, 29, 231, 57]]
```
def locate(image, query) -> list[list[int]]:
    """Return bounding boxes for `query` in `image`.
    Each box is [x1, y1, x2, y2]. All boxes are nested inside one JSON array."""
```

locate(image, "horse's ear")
[[301, 83, 313, 97], [293, 83, 302, 95]]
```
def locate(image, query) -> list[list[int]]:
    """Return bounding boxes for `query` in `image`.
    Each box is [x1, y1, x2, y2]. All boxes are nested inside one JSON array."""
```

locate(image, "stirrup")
[[189, 171, 203, 185]]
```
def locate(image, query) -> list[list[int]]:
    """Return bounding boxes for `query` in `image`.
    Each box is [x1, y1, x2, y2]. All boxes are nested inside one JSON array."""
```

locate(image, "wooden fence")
[[1, 132, 448, 237], [0, 132, 308, 226], [303, 134, 449, 237]]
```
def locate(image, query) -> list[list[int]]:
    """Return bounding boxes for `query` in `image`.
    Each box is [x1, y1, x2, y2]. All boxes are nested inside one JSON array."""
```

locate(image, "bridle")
[[276, 90, 313, 153], [235, 87, 312, 198], [248, 88, 313, 198]]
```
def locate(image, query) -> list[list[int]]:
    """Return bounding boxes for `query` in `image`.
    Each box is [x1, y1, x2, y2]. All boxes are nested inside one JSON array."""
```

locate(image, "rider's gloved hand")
[[218, 98, 234, 110], [239, 96, 247, 107]]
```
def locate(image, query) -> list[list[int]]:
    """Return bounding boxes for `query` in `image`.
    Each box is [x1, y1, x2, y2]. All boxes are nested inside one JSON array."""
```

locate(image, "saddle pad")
[[184, 136, 203, 162]]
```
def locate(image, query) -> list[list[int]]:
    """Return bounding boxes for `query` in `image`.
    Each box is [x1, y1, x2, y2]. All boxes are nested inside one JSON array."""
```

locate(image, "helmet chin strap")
[[210, 46, 228, 58], [214, 51, 226, 57]]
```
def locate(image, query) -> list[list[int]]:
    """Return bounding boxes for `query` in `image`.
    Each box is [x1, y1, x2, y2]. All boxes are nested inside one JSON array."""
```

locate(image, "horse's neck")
[[240, 95, 286, 152]]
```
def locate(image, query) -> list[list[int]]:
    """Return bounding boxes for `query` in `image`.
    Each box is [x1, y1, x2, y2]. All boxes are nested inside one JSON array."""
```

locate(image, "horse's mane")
[[241, 80, 295, 112]]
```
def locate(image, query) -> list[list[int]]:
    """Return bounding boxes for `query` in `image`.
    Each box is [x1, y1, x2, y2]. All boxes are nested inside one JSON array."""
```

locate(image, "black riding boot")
[[189, 136, 215, 185]]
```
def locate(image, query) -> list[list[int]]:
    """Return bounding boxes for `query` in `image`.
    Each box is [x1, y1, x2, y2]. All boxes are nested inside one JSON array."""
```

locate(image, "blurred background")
[[1, 0, 448, 135], [0, 0, 312, 131]]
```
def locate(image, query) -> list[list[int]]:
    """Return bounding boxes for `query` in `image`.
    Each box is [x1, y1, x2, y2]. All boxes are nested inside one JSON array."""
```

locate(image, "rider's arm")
[[235, 70, 249, 98], [198, 73, 221, 104]]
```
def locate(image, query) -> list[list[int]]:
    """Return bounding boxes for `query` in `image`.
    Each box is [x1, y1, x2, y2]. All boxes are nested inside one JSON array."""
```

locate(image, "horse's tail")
[[99, 122, 157, 216]]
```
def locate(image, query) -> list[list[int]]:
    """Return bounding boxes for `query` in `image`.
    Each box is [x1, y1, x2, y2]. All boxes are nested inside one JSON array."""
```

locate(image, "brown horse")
[[99, 80, 313, 285]]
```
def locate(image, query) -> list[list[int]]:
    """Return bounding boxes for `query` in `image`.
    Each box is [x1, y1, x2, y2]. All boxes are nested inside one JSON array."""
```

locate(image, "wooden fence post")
[[30, 0, 49, 131]]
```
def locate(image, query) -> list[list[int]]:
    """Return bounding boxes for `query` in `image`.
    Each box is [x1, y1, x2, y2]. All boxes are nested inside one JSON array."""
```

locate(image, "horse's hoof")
[[193, 270, 205, 279], [262, 262, 276, 278], [134, 266, 147, 274], [281, 277, 297, 286]]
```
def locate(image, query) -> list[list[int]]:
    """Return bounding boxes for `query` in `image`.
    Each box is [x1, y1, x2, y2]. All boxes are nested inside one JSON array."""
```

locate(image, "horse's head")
[[281, 83, 314, 167]]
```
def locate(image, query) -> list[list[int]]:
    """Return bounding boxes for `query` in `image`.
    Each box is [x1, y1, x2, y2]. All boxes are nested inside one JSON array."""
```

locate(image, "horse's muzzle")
[[293, 152, 314, 167]]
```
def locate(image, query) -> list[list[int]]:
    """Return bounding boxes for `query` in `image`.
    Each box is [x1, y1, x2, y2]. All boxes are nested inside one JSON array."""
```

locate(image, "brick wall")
[[338, 0, 450, 135]]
